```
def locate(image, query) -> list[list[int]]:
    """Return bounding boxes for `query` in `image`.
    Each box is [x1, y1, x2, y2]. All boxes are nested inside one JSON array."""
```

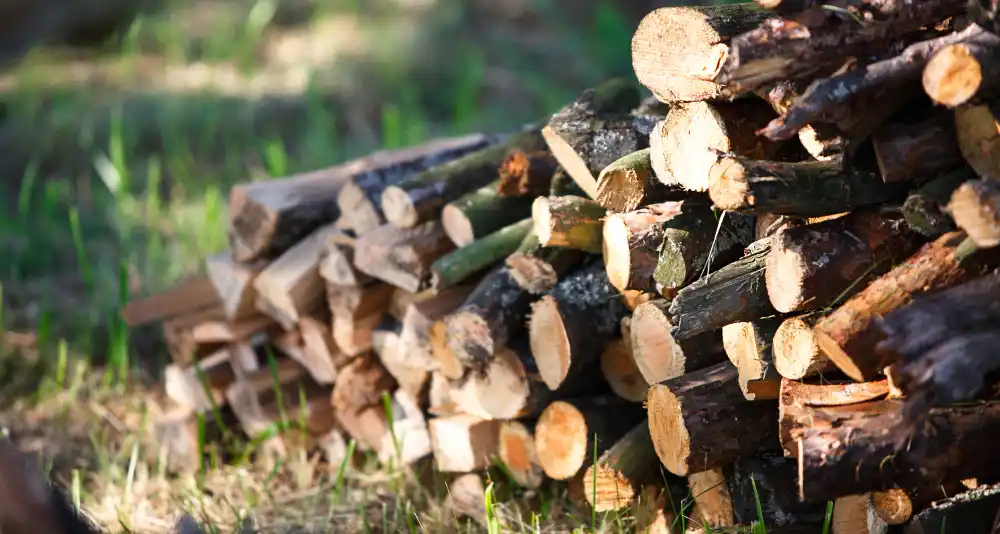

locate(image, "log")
[[923, 28, 1000, 108], [796, 399, 1000, 502], [528, 261, 629, 390], [871, 107, 966, 185], [317, 232, 370, 288], [581, 421, 667, 512], [443, 473, 488, 524], [204, 252, 266, 322], [602, 201, 685, 293], [497, 149, 559, 197], [294, 315, 349, 384], [722, 317, 783, 401], [715, 0, 968, 95], [687, 468, 736, 531], [503, 234, 585, 294], [380, 128, 547, 229], [873, 488, 914, 526], [430, 218, 532, 290], [631, 299, 727, 385], [325, 281, 393, 322], [377, 390, 432, 467], [332, 310, 384, 357], [652, 200, 756, 293], [904, 482, 1000, 534], [427, 414, 501, 473], [667, 237, 775, 341], [595, 148, 686, 213], [330, 353, 397, 451], [902, 168, 972, 237], [532, 195, 607, 254], [630, 4, 771, 103], [121, 275, 219, 327], [333, 134, 499, 235], [534, 396, 646, 480], [778, 378, 891, 457], [600, 317, 649, 403], [765, 209, 927, 314], [709, 156, 904, 217], [656, 99, 782, 192], [831, 494, 889, 534], [956, 99, 1000, 180], [813, 231, 1000, 382], [497, 420, 544, 490], [441, 179, 534, 247], [646, 362, 778, 476], [772, 313, 835, 380], [948, 178, 1000, 247], [353, 221, 456, 294]]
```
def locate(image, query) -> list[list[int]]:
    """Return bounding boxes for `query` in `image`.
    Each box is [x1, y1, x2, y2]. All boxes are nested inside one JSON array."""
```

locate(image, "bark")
[[498, 420, 544, 490], [595, 148, 687, 213], [353, 221, 456, 294], [948, 178, 1000, 247], [631, 299, 727, 385], [534, 396, 646, 480], [902, 168, 973, 238], [630, 4, 771, 103], [904, 482, 1000, 534], [956, 99, 1000, 180], [872, 107, 966, 185], [667, 237, 776, 341], [334, 134, 499, 235], [380, 128, 547, 228], [647, 362, 779, 476], [764, 208, 927, 314], [813, 232, 1000, 381], [430, 218, 533, 290], [548, 167, 588, 197], [528, 261, 629, 390], [532, 195, 607, 254], [317, 233, 371, 288], [427, 414, 501, 473], [602, 201, 685, 293], [581, 421, 671, 512], [722, 317, 784, 401], [772, 313, 836, 380], [709, 156, 905, 217], [441, 178, 535, 247], [497, 149, 559, 197], [778, 377, 891, 457], [923, 29, 1000, 108], [716, 452, 827, 528]]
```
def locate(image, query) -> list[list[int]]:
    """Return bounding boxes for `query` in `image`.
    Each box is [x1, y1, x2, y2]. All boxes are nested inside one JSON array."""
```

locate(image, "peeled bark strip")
[[497, 149, 558, 197], [773, 313, 835, 380], [535, 396, 645, 480], [428, 414, 501, 473], [778, 378, 891, 457], [923, 29, 1000, 108], [813, 232, 998, 382], [528, 261, 629, 390], [205, 252, 266, 321], [595, 148, 686, 213], [581, 421, 665, 512], [668, 238, 776, 341], [631, 299, 727, 385], [657, 99, 781, 192], [765, 209, 926, 314], [902, 168, 972, 237], [353, 221, 456, 293], [797, 399, 1000, 502], [653, 201, 756, 293], [601, 319, 649, 403], [948, 179, 1000, 248], [709, 156, 903, 217], [630, 5, 770, 103], [722, 317, 783, 401], [715, 0, 968, 95], [381, 128, 547, 228], [441, 179, 534, 247], [872, 107, 966, 185], [956, 100, 1000, 180], [602, 201, 684, 293], [430, 218, 531, 291], [333, 134, 499, 235], [647, 362, 779, 476], [532, 195, 607, 254], [498, 420, 544, 489]]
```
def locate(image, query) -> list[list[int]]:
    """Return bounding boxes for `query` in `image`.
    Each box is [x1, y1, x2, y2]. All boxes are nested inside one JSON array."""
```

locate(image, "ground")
[[0, 0, 723, 532]]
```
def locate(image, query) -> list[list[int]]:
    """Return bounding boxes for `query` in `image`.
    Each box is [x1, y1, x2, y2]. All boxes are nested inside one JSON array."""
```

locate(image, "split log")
[[330, 353, 397, 450], [528, 261, 629, 390], [902, 168, 972, 237], [121, 275, 219, 327], [430, 218, 532, 290], [772, 313, 835, 380], [532, 195, 607, 254], [871, 107, 966, 185], [948, 178, 1000, 247], [497, 420, 544, 490], [441, 179, 534, 247], [294, 316, 349, 384], [722, 317, 783, 401], [164, 349, 234, 413], [602, 201, 684, 293], [923, 29, 1000, 108], [956, 99, 1000, 180], [630, 4, 770, 103], [162, 306, 229, 365], [377, 390, 432, 467], [831, 494, 889, 534], [600, 317, 648, 403], [655, 99, 781, 192], [778, 378, 891, 457], [353, 221, 456, 293], [534, 396, 645, 480], [813, 231, 1000, 381], [497, 149, 558, 197], [595, 148, 686, 213], [631, 299, 726, 385], [581, 421, 667, 512], [667, 237, 775, 341], [903, 482, 1000, 534], [709, 156, 904, 217], [427, 414, 501, 473], [765, 209, 926, 314], [380, 128, 547, 229], [335, 134, 499, 234], [204, 252, 266, 321], [646, 362, 778, 476]]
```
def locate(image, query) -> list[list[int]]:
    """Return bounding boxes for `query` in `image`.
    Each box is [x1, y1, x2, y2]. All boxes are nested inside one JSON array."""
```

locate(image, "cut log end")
[[646, 384, 690, 476], [532, 197, 555, 247], [498, 421, 543, 489], [535, 400, 590, 480], [631, 301, 684, 384], [441, 204, 476, 247], [832, 494, 889, 534], [430, 320, 464, 380], [948, 179, 1000, 248], [602, 215, 634, 292], [542, 125, 598, 199], [923, 44, 984, 109], [582, 463, 636, 513], [600, 337, 648, 403], [452, 346, 529, 420], [773, 316, 830, 380], [764, 238, 810, 314], [528, 295, 571, 390], [708, 157, 750, 212], [873, 488, 913, 526], [381, 186, 419, 228]]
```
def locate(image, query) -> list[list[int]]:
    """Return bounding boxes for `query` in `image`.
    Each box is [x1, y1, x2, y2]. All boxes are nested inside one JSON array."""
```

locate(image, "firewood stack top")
[[123, 1, 1000, 530]]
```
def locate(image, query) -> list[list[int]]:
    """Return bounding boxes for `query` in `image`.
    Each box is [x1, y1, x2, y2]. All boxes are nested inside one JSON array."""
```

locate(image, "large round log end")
[[646, 384, 690, 476], [922, 44, 982, 109], [535, 401, 589, 480]]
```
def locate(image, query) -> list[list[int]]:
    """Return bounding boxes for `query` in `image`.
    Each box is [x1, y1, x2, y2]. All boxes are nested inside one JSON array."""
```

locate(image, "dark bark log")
[[581, 421, 674, 512], [957, 99, 1000, 180], [902, 168, 973, 238], [353, 221, 456, 293], [631, 298, 727, 385], [532, 195, 607, 254], [923, 28, 1000, 108], [721, 451, 828, 528], [430, 218, 532, 290], [872, 107, 966, 185], [778, 377, 891, 457], [497, 149, 558, 198], [722, 317, 784, 401], [441, 179, 535, 247], [904, 482, 1000, 534], [773, 313, 836, 379], [595, 148, 688, 213], [949, 178, 1000, 247], [647, 362, 779, 476], [602, 201, 685, 293]]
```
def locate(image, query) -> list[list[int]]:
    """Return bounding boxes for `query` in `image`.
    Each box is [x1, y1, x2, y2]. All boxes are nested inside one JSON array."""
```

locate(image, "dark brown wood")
[[602, 201, 685, 293], [778, 377, 891, 457], [872, 107, 966, 185], [647, 362, 779, 476], [631, 299, 727, 385], [497, 149, 559, 197], [949, 178, 1000, 248], [352, 221, 456, 293], [923, 28, 1000, 108]]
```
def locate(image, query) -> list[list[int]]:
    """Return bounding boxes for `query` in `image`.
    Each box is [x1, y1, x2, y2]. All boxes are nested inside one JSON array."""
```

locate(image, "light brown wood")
[[164, 348, 234, 412], [205, 252, 267, 321], [122, 275, 219, 327], [772, 314, 835, 380], [603, 202, 684, 292], [688, 469, 735, 530], [956, 101, 1000, 181], [498, 420, 544, 490], [630, 299, 726, 385], [294, 316, 349, 384], [948, 179, 1000, 248], [600, 319, 649, 403], [332, 312, 383, 357], [376, 390, 432, 467], [832, 494, 888, 534], [428, 414, 501, 473], [721, 318, 783, 401], [353, 221, 456, 293]]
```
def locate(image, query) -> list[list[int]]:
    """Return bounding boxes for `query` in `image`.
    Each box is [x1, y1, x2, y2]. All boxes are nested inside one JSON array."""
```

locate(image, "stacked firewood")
[[120, 1, 1000, 532]]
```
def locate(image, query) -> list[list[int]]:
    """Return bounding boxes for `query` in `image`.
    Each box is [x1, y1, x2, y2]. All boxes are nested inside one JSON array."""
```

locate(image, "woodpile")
[[122, 2, 1000, 531]]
